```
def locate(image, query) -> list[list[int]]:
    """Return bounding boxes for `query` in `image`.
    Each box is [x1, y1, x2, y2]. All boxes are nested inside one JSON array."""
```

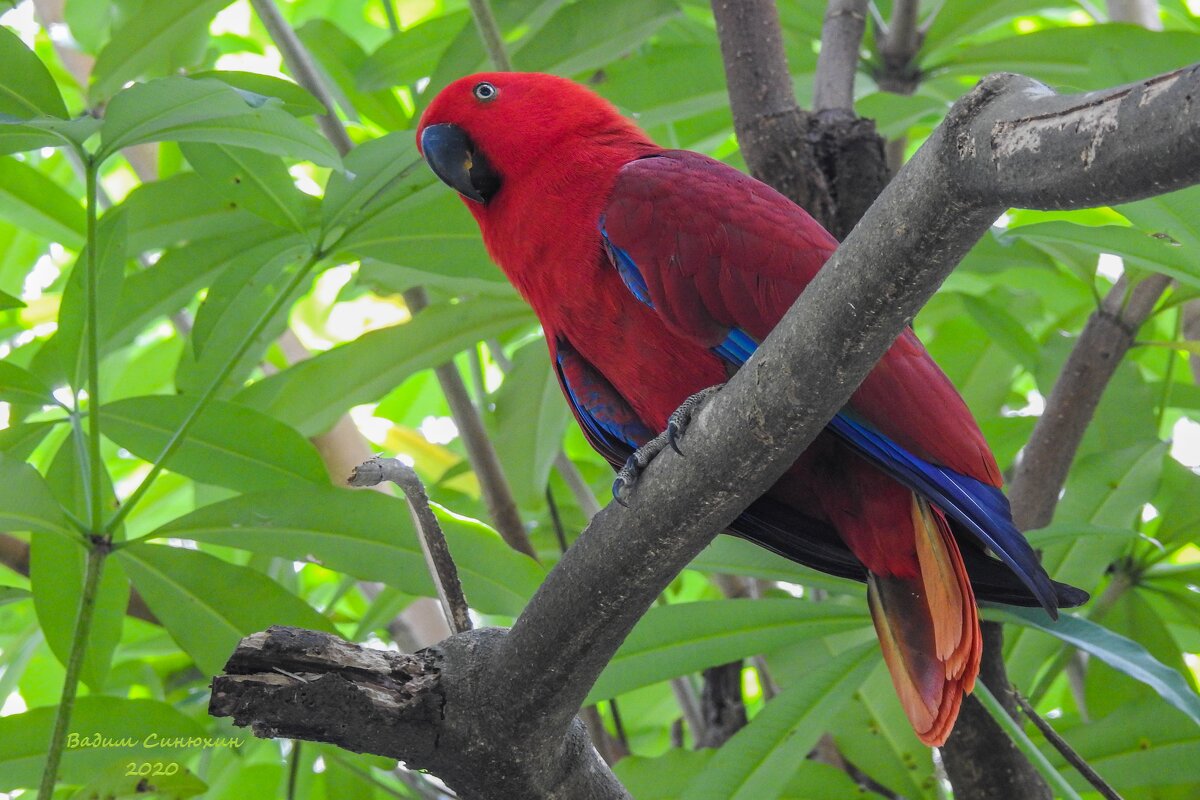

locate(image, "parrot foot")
[[666, 383, 724, 455], [612, 383, 725, 506]]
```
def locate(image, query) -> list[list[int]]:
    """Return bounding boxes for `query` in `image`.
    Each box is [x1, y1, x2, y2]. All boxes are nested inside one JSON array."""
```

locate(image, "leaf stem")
[[974, 682, 1084, 800], [467, 0, 513, 71], [84, 160, 103, 530], [104, 251, 322, 533], [381, 0, 400, 34], [37, 538, 109, 800]]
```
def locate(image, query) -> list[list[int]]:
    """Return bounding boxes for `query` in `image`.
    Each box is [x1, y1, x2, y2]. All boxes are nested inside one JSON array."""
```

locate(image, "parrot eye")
[[472, 81, 498, 102]]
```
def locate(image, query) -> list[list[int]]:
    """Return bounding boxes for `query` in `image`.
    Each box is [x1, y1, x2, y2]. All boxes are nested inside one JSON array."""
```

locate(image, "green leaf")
[[0, 289, 27, 313], [1004, 222, 1200, 288], [57, 212, 127, 388], [616, 751, 865, 800], [683, 641, 878, 800], [108, 227, 297, 353], [117, 541, 334, 675], [152, 486, 544, 617], [1119, 185, 1200, 252], [0, 26, 67, 118], [90, 0, 234, 101], [958, 292, 1041, 370], [296, 19, 409, 130], [0, 420, 61, 460], [988, 606, 1200, 726], [0, 360, 57, 406], [488, 341, 572, 507], [0, 156, 85, 246], [515, 0, 680, 76], [67, 760, 208, 800], [30, 534, 128, 690], [321, 131, 427, 234], [121, 172, 271, 253], [357, 11, 471, 91], [0, 696, 209, 791], [99, 396, 329, 493], [236, 296, 535, 435], [99, 77, 340, 168], [0, 451, 73, 538], [189, 70, 326, 117], [342, 191, 507, 291], [180, 142, 312, 234], [688, 537, 865, 596], [174, 236, 310, 394], [587, 599, 871, 703]]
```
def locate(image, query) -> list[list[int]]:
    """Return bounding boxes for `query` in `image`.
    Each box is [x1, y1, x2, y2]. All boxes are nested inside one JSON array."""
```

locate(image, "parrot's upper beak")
[[420, 123, 500, 204]]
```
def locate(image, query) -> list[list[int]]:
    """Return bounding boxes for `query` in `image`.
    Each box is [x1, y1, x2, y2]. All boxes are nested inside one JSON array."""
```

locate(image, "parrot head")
[[416, 72, 652, 206]]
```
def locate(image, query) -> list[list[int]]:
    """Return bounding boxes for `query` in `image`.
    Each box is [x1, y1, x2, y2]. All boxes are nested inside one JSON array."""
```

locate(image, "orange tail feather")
[[868, 496, 981, 746]]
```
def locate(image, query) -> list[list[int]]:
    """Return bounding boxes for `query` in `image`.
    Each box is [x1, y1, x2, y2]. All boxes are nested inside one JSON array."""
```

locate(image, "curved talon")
[[667, 420, 684, 456]]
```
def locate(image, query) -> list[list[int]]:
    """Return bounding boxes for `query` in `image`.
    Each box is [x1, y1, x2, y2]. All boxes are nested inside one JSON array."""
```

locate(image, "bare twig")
[[1014, 693, 1124, 800], [814, 0, 869, 113], [350, 458, 472, 634]]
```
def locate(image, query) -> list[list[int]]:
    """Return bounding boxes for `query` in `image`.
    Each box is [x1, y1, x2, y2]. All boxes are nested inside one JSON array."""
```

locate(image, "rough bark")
[[712, 0, 889, 240], [212, 66, 1200, 799]]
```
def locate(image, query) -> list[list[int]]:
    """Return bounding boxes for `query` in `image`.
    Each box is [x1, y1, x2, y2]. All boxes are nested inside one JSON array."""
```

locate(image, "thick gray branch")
[[213, 66, 1200, 799]]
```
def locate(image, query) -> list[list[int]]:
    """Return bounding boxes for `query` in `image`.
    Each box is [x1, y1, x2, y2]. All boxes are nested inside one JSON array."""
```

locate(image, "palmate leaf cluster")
[[0, 0, 1197, 797]]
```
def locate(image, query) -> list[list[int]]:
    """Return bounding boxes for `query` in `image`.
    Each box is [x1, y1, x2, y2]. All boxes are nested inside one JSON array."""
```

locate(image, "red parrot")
[[416, 73, 1086, 746]]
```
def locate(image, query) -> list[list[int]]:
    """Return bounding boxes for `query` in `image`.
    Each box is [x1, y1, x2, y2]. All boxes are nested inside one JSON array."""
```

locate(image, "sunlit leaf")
[[0, 26, 67, 118], [117, 542, 335, 675]]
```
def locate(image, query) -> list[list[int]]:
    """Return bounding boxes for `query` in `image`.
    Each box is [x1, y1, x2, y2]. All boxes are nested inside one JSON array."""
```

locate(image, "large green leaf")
[[173, 236, 311, 395], [99, 396, 328, 492], [99, 77, 339, 167], [107, 226, 297, 352], [488, 340, 572, 507], [357, 11, 472, 91], [151, 487, 544, 617], [683, 641, 878, 800], [321, 131, 429, 234], [90, 0, 234, 101], [515, 0, 680, 76], [29, 533, 128, 691], [117, 542, 334, 674], [120, 172, 271, 253], [0, 451, 73, 539], [0, 361, 57, 406], [235, 295, 535, 435], [0, 696, 208, 791], [1005, 221, 1200, 288], [180, 142, 314, 234], [1045, 700, 1200, 792], [988, 606, 1200, 726], [587, 599, 871, 703], [616, 750, 864, 800], [0, 26, 67, 118], [189, 70, 326, 117], [688, 537, 865, 596], [0, 156, 84, 246]]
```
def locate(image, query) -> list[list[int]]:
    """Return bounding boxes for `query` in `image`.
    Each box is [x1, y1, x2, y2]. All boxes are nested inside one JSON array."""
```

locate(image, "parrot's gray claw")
[[665, 384, 724, 456], [612, 383, 725, 505]]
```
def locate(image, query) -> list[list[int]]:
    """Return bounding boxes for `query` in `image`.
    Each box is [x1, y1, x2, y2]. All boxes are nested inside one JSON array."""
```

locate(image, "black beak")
[[420, 123, 500, 204]]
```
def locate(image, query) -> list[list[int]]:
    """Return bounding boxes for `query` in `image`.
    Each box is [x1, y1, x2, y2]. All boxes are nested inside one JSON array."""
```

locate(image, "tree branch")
[[813, 0, 869, 113], [1008, 274, 1170, 530], [349, 458, 473, 634], [875, 0, 922, 94], [213, 66, 1200, 799]]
